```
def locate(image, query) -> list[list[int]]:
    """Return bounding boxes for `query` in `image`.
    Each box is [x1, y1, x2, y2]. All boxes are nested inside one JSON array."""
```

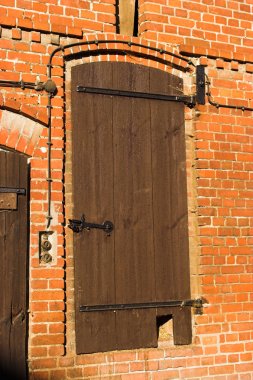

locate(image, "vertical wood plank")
[[149, 68, 190, 300], [112, 63, 157, 349], [0, 150, 28, 379], [11, 153, 28, 378], [0, 152, 10, 376], [172, 308, 192, 345], [169, 112, 191, 300], [149, 69, 176, 301], [149, 68, 191, 343]]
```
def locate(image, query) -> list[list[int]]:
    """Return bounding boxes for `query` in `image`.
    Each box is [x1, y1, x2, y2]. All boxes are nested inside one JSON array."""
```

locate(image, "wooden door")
[[71, 62, 191, 354], [0, 150, 29, 379]]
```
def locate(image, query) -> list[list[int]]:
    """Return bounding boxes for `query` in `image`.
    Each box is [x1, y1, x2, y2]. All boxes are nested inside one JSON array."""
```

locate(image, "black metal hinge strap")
[[80, 298, 204, 313], [196, 65, 206, 105], [77, 86, 196, 107], [0, 187, 26, 195]]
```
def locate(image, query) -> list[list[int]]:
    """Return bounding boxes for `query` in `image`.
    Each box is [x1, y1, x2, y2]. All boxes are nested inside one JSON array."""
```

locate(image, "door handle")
[[68, 214, 114, 235]]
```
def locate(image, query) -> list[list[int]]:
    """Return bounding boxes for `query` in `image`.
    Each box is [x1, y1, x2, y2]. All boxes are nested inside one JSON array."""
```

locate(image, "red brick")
[[32, 269, 64, 279], [32, 311, 64, 323], [32, 334, 64, 346], [48, 369, 66, 380], [12, 27, 22, 40], [66, 368, 83, 378], [30, 302, 48, 312], [31, 358, 57, 370], [1, 1, 253, 379], [49, 323, 64, 333], [31, 290, 64, 301], [31, 31, 41, 42]]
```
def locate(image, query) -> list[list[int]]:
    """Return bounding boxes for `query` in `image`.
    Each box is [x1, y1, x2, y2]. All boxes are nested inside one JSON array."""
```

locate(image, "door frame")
[[70, 62, 192, 354]]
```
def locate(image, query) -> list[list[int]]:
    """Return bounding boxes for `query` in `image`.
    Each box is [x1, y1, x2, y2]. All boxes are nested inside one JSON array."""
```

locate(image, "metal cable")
[[206, 74, 253, 112]]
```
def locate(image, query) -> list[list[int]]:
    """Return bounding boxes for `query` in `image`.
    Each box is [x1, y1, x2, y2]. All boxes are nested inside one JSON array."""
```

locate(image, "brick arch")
[[0, 109, 46, 157], [61, 33, 193, 74], [0, 95, 48, 127]]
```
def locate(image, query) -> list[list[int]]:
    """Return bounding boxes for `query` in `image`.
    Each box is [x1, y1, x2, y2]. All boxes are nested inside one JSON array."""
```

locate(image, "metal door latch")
[[68, 214, 114, 235]]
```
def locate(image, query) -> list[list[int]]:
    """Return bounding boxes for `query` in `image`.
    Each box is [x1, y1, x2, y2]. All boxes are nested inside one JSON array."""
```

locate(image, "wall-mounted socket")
[[39, 231, 54, 264]]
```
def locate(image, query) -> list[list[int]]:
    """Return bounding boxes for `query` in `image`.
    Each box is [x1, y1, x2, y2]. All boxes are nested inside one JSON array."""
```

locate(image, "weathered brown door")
[[0, 150, 29, 379], [71, 62, 191, 354]]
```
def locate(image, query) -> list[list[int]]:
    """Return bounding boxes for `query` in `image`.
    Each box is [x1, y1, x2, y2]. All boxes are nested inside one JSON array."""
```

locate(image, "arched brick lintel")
[[0, 109, 45, 157], [56, 33, 192, 73], [0, 95, 48, 127]]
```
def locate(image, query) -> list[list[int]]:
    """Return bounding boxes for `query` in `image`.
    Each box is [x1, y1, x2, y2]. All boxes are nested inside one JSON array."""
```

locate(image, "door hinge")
[[77, 85, 197, 108], [76, 65, 206, 108], [80, 298, 205, 315], [0, 187, 26, 194]]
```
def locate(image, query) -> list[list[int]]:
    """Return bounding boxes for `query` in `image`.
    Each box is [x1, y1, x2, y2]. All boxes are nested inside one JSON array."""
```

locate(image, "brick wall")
[[0, 0, 252, 379]]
